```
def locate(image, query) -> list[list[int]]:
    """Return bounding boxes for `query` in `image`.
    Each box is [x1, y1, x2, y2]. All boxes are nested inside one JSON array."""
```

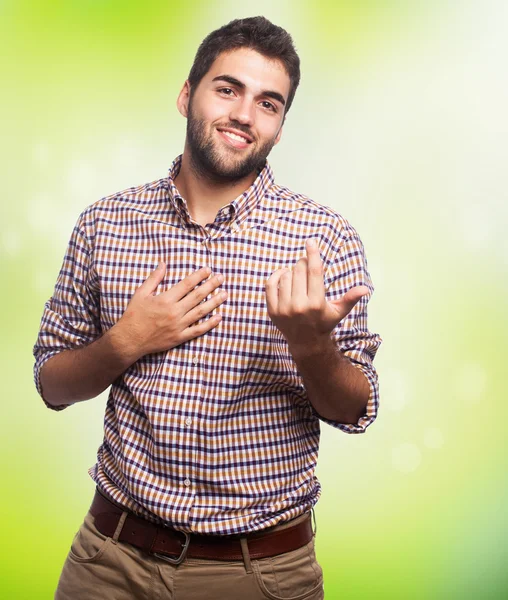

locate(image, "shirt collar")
[[166, 154, 275, 231]]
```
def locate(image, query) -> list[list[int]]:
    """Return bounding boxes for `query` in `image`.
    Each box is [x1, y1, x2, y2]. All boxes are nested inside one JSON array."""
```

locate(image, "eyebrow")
[[212, 74, 286, 107]]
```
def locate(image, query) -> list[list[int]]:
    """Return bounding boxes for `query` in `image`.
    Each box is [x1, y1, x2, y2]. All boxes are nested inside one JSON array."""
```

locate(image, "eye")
[[260, 100, 276, 112], [218, 87, 235, 96]]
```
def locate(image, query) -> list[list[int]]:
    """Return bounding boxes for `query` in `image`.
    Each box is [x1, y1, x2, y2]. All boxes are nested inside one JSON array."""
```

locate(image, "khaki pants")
[[55, 506, 325, 599]]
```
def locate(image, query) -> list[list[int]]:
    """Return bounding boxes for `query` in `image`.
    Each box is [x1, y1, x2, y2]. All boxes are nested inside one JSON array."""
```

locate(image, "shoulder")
[[77, 176, 170, 231], [268, 183, 360, 243]]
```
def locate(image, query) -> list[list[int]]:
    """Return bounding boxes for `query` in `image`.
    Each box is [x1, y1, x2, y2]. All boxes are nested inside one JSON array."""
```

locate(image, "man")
[[33, 16, 381, 600]]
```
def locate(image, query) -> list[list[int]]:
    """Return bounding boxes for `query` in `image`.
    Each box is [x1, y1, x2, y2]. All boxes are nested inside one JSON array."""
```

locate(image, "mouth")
[[216, 127, 254, 149]]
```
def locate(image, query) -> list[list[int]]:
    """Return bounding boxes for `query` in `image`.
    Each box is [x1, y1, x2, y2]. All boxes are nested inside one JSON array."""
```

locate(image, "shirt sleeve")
[[309, 231, 382, 433], [32, 211, 101, 411]]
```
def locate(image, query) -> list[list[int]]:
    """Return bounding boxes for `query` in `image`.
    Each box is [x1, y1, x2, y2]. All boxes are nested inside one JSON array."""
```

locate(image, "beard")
[[186, 98, 278, 183]]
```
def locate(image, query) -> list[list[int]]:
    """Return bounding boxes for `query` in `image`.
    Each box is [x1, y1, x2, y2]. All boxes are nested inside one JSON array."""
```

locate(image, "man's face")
[[178, 47, 290, 182]]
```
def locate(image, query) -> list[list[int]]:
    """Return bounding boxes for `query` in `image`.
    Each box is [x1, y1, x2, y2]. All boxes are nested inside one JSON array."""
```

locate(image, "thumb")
[[329, 285, 369, 321], [138, 262, 166, 296]]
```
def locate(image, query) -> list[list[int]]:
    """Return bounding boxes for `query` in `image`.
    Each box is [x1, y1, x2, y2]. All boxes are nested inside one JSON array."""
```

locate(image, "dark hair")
[[188, 16, 300, 115]]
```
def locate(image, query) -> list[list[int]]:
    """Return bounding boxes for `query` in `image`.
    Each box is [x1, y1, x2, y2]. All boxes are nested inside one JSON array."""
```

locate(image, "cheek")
[[202, 96, 230, 122], [191, 96, 224, 125], [257, 117, 283, 143]]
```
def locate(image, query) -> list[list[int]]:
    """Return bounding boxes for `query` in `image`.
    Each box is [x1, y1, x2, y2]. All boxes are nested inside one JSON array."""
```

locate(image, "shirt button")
[[184, 478, 191, 487], [185, 417, 192, 426], [192, 357, 199, 365]]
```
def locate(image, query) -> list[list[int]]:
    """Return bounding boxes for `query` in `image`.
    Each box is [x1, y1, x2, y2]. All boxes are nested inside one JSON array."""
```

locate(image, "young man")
[[34, 16, 381, 600]]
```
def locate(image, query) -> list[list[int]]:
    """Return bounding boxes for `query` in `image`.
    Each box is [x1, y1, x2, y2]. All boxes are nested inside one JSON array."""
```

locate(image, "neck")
[[173, 146, 258, 225]]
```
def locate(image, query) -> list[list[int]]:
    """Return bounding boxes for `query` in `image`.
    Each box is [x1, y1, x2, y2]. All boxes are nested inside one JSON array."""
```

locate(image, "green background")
[[2, 1, 507, 597]]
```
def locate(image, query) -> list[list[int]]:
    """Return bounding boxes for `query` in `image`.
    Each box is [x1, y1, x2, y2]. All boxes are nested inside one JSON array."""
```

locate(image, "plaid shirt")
[[33, 155, 381, 535]]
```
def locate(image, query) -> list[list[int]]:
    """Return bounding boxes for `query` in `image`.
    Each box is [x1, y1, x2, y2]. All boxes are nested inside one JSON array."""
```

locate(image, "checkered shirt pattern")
[[33, 155, 381, 535]]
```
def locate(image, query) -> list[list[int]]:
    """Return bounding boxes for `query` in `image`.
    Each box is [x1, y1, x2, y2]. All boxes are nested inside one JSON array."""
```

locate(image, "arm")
[[40, 322, 139, 408], [33, 212, 103, 410], [288, 334, 370, 424], [265, 235, 381, 432], [34, 211, 227, 410], [38, 264, 228, 408]]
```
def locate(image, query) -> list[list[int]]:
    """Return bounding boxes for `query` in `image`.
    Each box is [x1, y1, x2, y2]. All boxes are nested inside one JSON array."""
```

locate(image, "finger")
[[291, 257, 308, 303], [138, 262, 166, 296], [278, 268, 293, 311], [265, 269, 286, 314], [183, 287, 228, 326], [331, 285, 370, 321], [180, 271, 224, 310], [180, 313, 223, 344], [169, 266, 213, 302], [306, 239, 325, 305]]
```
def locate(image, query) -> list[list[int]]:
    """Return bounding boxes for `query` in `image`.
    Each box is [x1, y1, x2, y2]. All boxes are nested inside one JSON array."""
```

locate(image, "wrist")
[[287, 333, 335, 361], [108, 318, 145, 365]]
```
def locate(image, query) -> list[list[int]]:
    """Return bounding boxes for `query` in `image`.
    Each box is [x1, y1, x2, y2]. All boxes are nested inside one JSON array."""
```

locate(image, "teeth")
[[222, 130, 249, 143]]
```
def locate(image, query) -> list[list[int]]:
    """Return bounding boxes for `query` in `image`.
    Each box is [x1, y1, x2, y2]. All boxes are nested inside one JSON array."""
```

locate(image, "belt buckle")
[[153, 526, 191, 565]]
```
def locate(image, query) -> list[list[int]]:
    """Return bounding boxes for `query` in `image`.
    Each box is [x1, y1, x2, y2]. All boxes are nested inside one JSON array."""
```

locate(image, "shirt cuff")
[[309, 360, 379, 434], [33, 351, 71, 412]]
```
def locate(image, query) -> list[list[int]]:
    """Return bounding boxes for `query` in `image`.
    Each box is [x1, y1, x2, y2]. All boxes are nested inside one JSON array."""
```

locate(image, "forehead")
[[203, 47, 290, 100]]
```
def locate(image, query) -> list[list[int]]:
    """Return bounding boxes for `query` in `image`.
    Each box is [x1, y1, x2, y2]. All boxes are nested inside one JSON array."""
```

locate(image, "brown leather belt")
[[90, 487, 314, 564]]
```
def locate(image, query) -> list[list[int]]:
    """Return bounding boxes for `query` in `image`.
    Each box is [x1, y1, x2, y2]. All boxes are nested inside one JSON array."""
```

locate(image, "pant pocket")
[[68, 509, 113, 564], [253, 539, 324, 600], [56, 510, 155, 600]]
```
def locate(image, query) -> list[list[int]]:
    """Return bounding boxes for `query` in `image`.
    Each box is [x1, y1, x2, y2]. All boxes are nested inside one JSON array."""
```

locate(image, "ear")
[[176, 80, 191, 118]]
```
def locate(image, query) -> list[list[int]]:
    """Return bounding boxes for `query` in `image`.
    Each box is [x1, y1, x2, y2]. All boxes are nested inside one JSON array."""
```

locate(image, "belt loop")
[[240, 537, 253, 574], [112, 510, 129, 543], [311, 507, 317, 537]]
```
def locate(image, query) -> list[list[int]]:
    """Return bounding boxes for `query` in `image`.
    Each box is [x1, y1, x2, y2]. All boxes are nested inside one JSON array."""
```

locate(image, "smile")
[[216, 128, 253, 149]]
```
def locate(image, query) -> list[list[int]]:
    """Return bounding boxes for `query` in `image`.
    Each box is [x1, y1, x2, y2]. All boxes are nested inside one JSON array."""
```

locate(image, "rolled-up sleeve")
[[314, 231, 382, 433], [33, 210, 101, 410]]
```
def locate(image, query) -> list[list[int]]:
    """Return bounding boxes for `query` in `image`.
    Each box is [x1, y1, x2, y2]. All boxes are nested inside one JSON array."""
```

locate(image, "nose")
[[229, 95, 255, 127]]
